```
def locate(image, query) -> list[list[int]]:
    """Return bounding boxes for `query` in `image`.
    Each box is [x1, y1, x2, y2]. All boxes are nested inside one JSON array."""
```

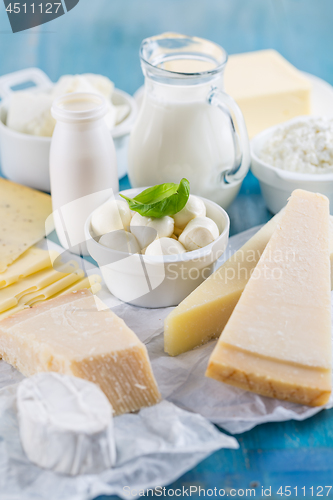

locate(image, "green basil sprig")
[[120, 178, 190, 218]]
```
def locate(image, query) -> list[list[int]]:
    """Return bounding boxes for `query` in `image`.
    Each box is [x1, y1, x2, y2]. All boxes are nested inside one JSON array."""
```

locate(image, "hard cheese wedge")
[[165, 213, 333, 356], [224, 50, 311, 138], [0, 289, 161, 415], [0, 178, 53, 272], [206, 189, 332, 407]]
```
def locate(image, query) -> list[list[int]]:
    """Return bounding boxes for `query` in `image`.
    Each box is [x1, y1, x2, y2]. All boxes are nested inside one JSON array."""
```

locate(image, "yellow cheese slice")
[[0, 289, 161, 415], [0, 261, 78, 312], [164, 214, 333, 356], [206, 189, 332, 407], [0, 276, 100, 320], [0, 178, 54, 272], [20, 268, 85, 306], [0, 247, 59, 289], [224, 50, 312, 138]]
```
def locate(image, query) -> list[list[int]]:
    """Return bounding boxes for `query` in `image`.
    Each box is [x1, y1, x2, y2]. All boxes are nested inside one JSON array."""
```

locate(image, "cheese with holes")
[[206, 189, 331, 407], [0, 277, 101, 321], [0, 247, 58, 288], [0, 178, 54, 272], [224, 50, 312, 138], [0, 289, 161, 415], [0, 261, 79, 312], [18, 268, 84, 307], [164, 213, 333, 356]]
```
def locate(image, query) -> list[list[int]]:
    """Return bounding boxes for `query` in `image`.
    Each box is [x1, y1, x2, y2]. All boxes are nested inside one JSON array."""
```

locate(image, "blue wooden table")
[[1, 0, 333, 497]]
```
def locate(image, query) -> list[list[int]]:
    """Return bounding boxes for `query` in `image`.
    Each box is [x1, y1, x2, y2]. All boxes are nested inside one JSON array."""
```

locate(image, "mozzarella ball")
[[145, 237, 186, 256], [99, 230, 140, 254], [179, 216, 219, 251], [91, 199, 131, 236], [173, 195, 206, 229], [130, 213, 174, 249]]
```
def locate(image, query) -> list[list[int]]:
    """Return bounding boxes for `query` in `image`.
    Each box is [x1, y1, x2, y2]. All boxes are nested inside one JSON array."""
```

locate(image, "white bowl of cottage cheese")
[[251, 116, 333, 214]]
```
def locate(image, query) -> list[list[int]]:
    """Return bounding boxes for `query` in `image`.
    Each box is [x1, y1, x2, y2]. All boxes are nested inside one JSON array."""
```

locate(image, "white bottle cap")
[[51, 92, 108, 122]]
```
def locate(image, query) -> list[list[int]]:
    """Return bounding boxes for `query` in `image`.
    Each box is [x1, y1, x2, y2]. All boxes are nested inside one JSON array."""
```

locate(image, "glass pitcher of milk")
[[128, 33, 250, 208]]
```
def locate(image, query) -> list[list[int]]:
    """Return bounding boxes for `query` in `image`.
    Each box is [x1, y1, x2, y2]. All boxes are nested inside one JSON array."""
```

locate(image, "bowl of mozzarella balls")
[[85, 179, 230, 307]]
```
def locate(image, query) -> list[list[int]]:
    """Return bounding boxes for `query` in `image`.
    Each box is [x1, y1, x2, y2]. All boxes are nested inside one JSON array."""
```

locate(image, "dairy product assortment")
[[260, 117, 333, 174], [1, 31, 333, 479]]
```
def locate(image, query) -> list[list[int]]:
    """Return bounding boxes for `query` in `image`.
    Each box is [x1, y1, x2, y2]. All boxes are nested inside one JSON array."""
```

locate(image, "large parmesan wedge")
[[206, 189, 332, 407], [164, 214, 333, 356], [0, 178, 53, 272], [0, 289, 161, 415]]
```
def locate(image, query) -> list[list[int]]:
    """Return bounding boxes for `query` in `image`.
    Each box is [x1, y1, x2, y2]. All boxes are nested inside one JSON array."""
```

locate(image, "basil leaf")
[[120, 178, 190, 218]]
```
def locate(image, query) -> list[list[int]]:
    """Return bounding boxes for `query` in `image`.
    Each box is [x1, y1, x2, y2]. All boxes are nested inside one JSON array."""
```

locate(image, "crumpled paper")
[[0, 225, 331, 498], [0, 385, 237, 500]]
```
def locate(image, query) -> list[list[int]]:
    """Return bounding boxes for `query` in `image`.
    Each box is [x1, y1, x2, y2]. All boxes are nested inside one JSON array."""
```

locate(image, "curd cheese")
[[260, 118, 333, 174]]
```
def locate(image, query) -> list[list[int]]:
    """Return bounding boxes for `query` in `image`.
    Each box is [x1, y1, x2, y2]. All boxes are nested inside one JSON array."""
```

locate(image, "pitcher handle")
[[207, 87, 250, 185]]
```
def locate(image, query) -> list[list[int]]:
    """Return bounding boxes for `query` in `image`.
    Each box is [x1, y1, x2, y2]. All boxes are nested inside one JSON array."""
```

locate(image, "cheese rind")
[[164, 214, 333, 357], [206, 189, 332, 406], [224, 50, 312, 138], [0, 178, 53, 272], [0, 289, 161, 415]]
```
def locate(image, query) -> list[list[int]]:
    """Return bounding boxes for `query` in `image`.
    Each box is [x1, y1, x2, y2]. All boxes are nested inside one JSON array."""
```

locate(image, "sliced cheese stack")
[[0, 246, 102, 320], [17, 373, 116, 475], [0, 247, 58, 288], [206, 189, 332, 407], [164, 214, 333, 356], [0, 289, 161, 415]]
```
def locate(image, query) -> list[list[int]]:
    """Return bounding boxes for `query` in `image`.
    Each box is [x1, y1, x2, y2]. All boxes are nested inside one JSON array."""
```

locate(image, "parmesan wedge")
[[206, 190, 332, 407]]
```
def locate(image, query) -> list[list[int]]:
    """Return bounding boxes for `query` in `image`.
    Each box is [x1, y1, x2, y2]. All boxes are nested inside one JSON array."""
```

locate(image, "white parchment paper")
[[0, 384, 238, 500], [0, 226, 331, 498]]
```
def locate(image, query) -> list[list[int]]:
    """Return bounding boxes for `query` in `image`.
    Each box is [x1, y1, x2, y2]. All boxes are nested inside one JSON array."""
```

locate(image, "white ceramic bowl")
[[84, 188, 230, 308], [251, 116, 333, 214], [0, 69, 137, 192]]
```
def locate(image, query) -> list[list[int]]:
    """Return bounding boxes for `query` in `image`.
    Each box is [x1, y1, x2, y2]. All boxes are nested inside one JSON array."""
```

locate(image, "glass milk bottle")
[[128, 33, 250, 207], [50, 92, 119, 256]]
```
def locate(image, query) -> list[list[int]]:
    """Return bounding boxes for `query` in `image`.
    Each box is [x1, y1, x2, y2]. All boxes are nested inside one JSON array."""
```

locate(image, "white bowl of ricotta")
[[251, 116, 333, 214], [84, 188, 230, 308]]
